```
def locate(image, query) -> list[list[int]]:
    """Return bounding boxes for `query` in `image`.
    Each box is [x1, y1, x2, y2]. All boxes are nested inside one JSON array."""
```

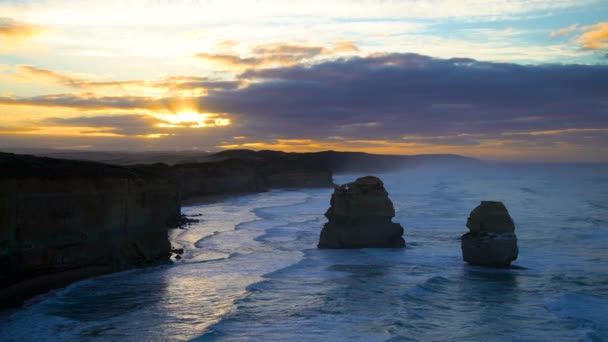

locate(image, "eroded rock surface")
[[461, 201, 518, 267], [318, 176, 405, 248], [0, 153, 180, 307]]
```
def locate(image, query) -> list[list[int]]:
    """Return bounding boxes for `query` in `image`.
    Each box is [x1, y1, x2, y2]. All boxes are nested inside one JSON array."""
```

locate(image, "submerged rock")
[[461, 201, 518, 267], [318, 176, 405, 248]]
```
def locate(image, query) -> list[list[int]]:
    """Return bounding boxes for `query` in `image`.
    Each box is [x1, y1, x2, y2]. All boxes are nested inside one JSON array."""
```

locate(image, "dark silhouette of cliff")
[[3, 148, 479, 173], [207, 149, 479, 173], [0, 151, 332, 307]]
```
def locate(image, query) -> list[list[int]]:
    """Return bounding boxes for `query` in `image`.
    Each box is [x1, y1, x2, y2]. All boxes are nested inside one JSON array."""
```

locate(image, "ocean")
[[1, 163, 607, 341]]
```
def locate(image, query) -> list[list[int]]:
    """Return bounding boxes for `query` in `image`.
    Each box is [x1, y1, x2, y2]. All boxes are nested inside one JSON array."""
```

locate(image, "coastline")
[[0, 150, 335, 309], [1, 149, 479, 309]]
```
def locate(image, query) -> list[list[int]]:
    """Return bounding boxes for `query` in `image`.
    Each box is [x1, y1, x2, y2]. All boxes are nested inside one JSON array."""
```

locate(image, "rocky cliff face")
[[175, 155, 333, 200], [0, 153, 180, 307], [0, 151, 333, 307], [318, 176, 405, 248], [461, 201, 518, 267], [174, 159, 266, 199]]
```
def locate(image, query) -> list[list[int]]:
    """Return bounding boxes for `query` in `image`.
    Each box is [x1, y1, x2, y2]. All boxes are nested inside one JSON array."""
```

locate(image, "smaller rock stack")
[[461, 201, 518, 267], [318, 176, 405, 248]]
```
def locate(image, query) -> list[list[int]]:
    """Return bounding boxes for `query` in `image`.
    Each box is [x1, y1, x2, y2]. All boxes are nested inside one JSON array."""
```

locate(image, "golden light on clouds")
[[195, 41, 360, 70], [154, 111, 231, 128], [1, 125, 123, 137], [502, 128, 608, 136], [577, 22, 608, 49], [137, 133, 170, 139], [0, 17, 46, 40], [0, 1, 607, 162]]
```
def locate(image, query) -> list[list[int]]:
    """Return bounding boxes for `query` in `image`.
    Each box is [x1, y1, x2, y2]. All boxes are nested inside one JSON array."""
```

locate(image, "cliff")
[[0, 153, 180, 307], [0, 151, 333, 307], [6, 148, 479, 172], [206, 149, 479, 173], [174, 153, 333, 200]]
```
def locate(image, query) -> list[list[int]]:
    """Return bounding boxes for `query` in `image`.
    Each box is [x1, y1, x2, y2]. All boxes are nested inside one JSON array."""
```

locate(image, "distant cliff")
[[174, 150, 333, 200], [206, 149, 479, 173], [7, 148, 479, 172], [0, 153, 181, 308]]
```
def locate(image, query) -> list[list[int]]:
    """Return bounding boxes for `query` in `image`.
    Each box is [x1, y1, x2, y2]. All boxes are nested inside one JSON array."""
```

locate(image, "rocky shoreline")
[[0, 150, 477, 308], [0, 151, 333, 308]]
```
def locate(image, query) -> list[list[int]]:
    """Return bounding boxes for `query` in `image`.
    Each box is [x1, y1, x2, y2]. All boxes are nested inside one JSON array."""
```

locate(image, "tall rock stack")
[[461, 201, 518, 267], [318, 176, 405, 248]]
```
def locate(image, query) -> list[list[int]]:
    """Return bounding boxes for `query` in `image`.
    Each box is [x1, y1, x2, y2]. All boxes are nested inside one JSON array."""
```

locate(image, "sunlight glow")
[[137, 133, 170, 139], [154, 111, 231, 128]]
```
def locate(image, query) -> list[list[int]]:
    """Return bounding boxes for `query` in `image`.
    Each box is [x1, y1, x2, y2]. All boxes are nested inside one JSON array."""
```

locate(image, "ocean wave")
[[545, 293, 608, 333]]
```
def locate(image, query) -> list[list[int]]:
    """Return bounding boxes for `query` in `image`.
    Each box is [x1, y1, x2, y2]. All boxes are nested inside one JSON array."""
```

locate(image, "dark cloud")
[[41, 114, 161, 135], [201, 53, 608, 139]]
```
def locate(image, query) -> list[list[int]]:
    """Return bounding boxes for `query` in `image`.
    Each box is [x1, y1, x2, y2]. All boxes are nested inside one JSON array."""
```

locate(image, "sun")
[[154, 111, 231, 128]]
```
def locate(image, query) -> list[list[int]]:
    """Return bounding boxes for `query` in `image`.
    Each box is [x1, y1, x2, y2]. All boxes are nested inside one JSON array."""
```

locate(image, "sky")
[[0, 0, 607, 161]]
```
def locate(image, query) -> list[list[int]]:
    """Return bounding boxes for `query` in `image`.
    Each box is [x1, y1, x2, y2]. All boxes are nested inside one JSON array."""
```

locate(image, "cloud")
[[217, 40, 239, 49], [0, 17, 44, 39], [502, 128, 608, 136], [0, 0, 592, 26], [15, 65, 240, 92], [5, 54, 608, 139], [0, 112, 233, 138], [550, 24, 579, 37], [195, 41, 359, 69], [203, 53, 608, 141], [4, 53, 608, 141], [332, 41, 359, 53], [577, 22, 608, 50], [251, 43, 325, 59], [2, 53, 607, 161], [40, 114, 162, 135], [0, 93, 170, 110]]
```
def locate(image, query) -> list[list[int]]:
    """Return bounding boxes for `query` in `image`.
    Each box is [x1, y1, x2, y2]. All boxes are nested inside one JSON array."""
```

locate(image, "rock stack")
[[461, 201, 518, 267], [318, 176, 405, 248]]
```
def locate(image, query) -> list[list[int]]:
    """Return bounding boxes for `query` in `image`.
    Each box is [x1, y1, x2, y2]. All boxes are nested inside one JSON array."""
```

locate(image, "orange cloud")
[[0, 17, 45, 39], [502, 128, 608, 136], [0, 125, 123, 137], [195, 41, 359, 69], [550, 24, 579, 37], [217, 40, 240, 49], [0, 110, 233, 142], [15, 65, 240, 93], [332, 40, 359, 52], [577, 22, 608, 50]]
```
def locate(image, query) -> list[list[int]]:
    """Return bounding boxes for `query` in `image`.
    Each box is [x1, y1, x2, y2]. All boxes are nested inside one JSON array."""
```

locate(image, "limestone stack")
[[461, 201, 518, 267], [318, 176, 405, 248]]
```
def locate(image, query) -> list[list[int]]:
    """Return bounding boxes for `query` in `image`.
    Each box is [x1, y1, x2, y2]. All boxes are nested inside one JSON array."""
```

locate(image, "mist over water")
[[1, 163, 607, 341]]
